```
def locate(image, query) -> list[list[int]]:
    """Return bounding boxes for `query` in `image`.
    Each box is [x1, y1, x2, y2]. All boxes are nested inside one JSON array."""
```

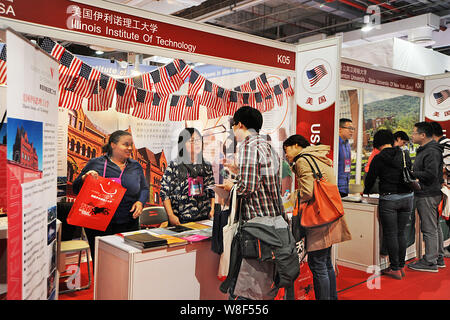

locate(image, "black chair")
[[139, 206, 169, 229]]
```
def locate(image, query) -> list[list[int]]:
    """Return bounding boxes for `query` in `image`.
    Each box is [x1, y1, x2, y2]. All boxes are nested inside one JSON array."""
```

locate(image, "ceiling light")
[[95, 50, 104, 55]]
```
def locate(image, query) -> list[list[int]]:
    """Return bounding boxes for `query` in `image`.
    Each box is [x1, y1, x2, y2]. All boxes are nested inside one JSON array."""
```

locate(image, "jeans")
[[378, 193, 414, 270], [85, 219, 139, 268], [415, 195, 444, 265], [308, 247, 337, 300]]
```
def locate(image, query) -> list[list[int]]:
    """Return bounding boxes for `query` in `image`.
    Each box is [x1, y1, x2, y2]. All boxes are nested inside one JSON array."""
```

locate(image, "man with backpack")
[[217, 106, 298, 300], [430, 121, 450, 258]]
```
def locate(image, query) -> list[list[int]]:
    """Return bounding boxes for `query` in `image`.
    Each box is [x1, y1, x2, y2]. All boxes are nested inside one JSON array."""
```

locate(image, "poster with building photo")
[[6, 30, 59, 300]]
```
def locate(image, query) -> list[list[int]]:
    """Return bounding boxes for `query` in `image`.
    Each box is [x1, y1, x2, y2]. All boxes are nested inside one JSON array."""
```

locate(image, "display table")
[[335, 200, 418, 272], [94, 234, 228, 300]]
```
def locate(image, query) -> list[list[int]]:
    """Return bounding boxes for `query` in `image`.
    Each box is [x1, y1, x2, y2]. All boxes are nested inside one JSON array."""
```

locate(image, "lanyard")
[[103, 158, 126, 180]]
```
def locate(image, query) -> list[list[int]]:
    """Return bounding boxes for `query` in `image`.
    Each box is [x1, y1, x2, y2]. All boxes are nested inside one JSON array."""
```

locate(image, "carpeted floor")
[[58, 257, 450, 300]]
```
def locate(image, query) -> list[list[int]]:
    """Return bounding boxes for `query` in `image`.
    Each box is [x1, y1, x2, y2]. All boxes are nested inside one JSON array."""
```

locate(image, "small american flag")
[[185, 96, 200, 121], [264, 95, 274, 112], [434, 89, 450, 105], [100, 73, 116, 110], [40, 37, 65, 61], [306, 65, 327, 87], [59, 51, 82, 91], [115, 80, 136, 114], [174, 59, 191, 82], [73, 63, 101, 98], [273, 84, 284, 106], [282, 77, 294, 97], [141, 72, 153, 91], [132, 88, 153, 119], [226, 91, 239, 116], [169, 95, 185, 121], [87, 81, 101, 111], [151, 67, 176, 95], [132, 75, 143, 89], [201, 80, 216, 109], [166, 62, 184, 90], [254, 92, 264, 112], [0, 44, 6, 85], [150, 92, 169, 122], [256, 73, 273, 98], [215, 86, 227, 112], [187, 70, 205, 99], [240, 81, 252, 93], [59, 78, 83, 110]]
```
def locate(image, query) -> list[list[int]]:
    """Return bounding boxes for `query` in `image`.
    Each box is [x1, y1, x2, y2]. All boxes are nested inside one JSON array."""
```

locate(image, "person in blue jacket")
[[72, 130, 149, 265], [338, 118, 354, 197]]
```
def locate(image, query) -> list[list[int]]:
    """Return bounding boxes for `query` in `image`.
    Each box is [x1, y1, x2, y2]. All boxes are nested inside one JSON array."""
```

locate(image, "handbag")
[[291, 190, 306, 242], [218, 186, 239, 279], [67, 175, 126, 231], [297, 154, 344, 228], [402, 150, 421, 192]]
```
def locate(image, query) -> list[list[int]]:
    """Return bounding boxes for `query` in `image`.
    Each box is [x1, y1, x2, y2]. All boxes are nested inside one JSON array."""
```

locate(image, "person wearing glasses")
[[160, 128, 215, 226], [408, 122, 445, 272], [338, 118, 354, 197]]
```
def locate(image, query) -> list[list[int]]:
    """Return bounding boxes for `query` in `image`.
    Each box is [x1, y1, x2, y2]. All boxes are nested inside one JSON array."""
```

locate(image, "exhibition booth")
[[0, 0, 449, 301]]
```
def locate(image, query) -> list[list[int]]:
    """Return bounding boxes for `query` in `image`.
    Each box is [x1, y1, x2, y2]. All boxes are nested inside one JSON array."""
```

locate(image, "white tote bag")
[[218, 186, 239, 279]]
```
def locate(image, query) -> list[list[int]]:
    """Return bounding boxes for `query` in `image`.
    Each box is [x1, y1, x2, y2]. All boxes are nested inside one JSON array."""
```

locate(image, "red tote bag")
[[67, 175, 127, 231]]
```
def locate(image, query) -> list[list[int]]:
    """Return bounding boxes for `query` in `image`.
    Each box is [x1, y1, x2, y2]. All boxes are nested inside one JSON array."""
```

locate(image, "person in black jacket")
[[408, 122, 445, 272], [364, 129, 414, 280]]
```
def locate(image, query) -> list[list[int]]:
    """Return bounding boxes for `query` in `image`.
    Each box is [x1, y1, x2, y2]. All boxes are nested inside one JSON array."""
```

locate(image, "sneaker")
[[437, 257, 446, 268], [407, 259, 438, 273], [381, 268, 402, 280], [443, 248, 450, 258]]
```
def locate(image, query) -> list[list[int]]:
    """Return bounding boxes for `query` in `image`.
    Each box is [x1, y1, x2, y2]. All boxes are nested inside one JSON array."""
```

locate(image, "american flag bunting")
[[150, 92, 168, 122], [273, 84, 284, 106], [59, 50, 82, 91], [115, 80, 136, 114], [132, 88, 153, 119], [59, 77, 84, 110], [40, 37, 65, 61], [166, 62, 184, 90], [174, 59, 191, 82], [185, 96, 200, 121], [187, 70, 205, 99], [169, 95, 185, 121], [73, 63, 101, 98], [151, 67, 176, 95], [0, 45, 6, 85], [256, 74, 273, 98], [282, 77, 294, 97]]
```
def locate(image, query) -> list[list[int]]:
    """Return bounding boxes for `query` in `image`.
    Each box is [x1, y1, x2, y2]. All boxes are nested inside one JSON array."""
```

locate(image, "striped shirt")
[[235, 134, 285, 220]]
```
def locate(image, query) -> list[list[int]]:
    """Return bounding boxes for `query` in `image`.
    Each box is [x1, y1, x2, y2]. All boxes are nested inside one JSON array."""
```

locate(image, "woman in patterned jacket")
[[160, 128, 215, 225]]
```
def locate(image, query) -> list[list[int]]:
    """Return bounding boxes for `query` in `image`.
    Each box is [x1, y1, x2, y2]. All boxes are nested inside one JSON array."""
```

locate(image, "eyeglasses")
[[341, 126, 355, 131], [187, 138, 202, 144]]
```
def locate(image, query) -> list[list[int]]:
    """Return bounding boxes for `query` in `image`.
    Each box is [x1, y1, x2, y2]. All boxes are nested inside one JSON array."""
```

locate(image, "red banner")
[[341, 62, 424, 93], [0, 0, 295, 71], [296, 103, 336, 161]]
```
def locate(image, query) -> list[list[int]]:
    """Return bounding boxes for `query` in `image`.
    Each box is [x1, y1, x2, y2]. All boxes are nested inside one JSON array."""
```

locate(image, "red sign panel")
[[296, 103, 336, 161], [341, 62, 424, 93], [0, 0, 296, 71]]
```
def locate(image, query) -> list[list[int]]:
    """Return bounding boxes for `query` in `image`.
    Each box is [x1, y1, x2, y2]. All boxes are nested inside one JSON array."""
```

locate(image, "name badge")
[[344, 159, 351, 173], [188, 176, 204, 197]]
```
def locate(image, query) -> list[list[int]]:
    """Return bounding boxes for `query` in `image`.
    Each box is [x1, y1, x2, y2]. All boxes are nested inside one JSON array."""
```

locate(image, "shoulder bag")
[[297, 154, 344, 228], [402, 150, 421, 192]]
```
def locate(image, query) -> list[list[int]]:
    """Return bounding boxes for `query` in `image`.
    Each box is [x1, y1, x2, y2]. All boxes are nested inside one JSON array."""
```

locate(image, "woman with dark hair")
[[363, 129, 414, 280], [72, 130, 149, 264], [160, 128, 215, 225], [283, 134, 351, 300]]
